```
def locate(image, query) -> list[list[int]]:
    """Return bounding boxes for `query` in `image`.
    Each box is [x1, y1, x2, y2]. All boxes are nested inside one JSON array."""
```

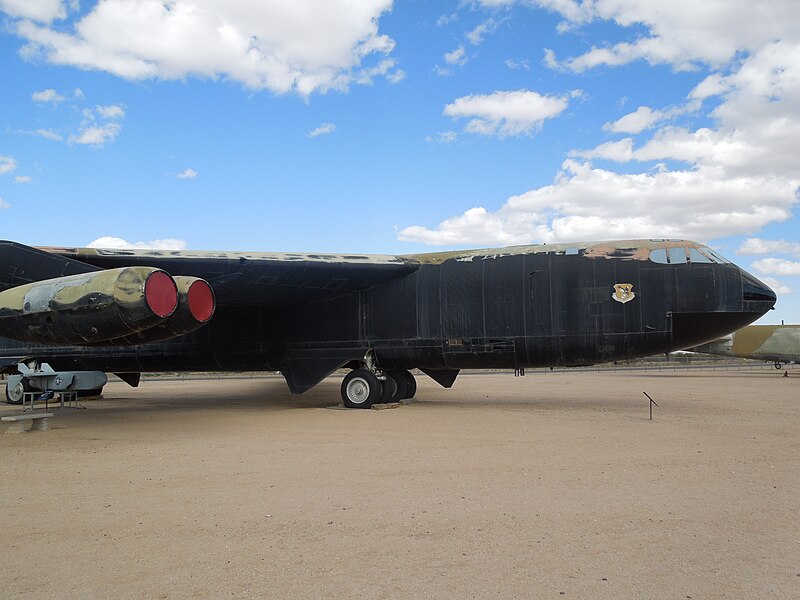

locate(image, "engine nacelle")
[[91, 276, 216, 346], [0, 267, 178, 345]]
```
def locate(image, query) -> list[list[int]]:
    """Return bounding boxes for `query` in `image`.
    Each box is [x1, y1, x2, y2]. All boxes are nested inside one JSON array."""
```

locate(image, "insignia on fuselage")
[[612, 283, 636, 304]]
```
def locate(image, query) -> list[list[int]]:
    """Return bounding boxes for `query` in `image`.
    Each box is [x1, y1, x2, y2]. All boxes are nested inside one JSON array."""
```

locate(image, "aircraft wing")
[[8, 242, 420, 307], [0, 240, 420, 353]]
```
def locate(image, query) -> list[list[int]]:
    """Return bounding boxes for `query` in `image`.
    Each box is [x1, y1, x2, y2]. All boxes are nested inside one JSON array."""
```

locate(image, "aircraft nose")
[[670, 265, 776, 350], [740, 269, 777, 305]]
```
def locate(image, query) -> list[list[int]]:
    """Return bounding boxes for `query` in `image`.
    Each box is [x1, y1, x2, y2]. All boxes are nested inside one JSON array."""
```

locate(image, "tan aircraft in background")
[[687, 324, 800, 369]]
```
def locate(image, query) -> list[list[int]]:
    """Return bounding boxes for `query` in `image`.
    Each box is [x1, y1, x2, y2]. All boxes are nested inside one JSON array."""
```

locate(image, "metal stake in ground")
[[643, 391, 659, 420]]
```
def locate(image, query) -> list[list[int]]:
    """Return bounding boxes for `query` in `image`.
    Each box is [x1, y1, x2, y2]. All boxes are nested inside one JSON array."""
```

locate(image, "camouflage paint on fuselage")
[[688, 325, 800, 364]]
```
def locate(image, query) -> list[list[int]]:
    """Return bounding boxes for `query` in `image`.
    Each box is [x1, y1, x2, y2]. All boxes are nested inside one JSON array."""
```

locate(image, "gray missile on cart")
[[5, 362, 108, 403]]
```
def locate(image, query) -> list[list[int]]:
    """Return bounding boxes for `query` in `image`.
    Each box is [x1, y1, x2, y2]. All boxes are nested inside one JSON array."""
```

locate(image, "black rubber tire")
[[5, 378, 32, 405], [378, 373, 408, 403], [341, 369, 382, 409], [399, 370, 417, 399], [775, 363, 782, 369]]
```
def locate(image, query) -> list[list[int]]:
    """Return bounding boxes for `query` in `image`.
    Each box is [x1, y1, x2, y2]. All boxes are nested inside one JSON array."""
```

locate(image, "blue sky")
[[0, 1, 798, 324]]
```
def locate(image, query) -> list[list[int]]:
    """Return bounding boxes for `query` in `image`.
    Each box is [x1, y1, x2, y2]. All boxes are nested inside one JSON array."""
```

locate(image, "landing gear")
[[341, 369, 382, 409], [398, 370, 417, 399], [379, 373, 401, 403], [340, 368, 417, 408], [378, 371, 415, 403], [775, 362, 783, 369]]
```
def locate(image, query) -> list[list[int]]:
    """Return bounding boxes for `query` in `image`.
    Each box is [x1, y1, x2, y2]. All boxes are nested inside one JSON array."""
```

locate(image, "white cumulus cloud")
[[32, 87, 65, 103], [398, 159, 796, 247], [443, 89, 570, 137], [308, 122, 336, 138], [14, 175, 32, 183], [751, 258, 800, 277], [444, 45, 467, 66], [403, 5, 800, 249], [0, 197, 9, 209], [0, 0, 65, 24], [603, 106, 666, 134], [0, 154, 17, 174], [738, 238, 800, 257], [8, 0, 397, 97], [177, 168, 198, 179], [69, 105, 125, 147], [425, 131, 458, 144], [538, 0, 800, 72], [34, 128, 63, 141], [354, 58, 402, 86], [96, 104, 125, 119], [87, 236, 188, 250], [759, 277, 792, 296], [70, 122, 121, 147], [505, 58, 530, 70], [466, 18, 500, 45], [570, 138, 634, 162], [386, 69, 406, 83]]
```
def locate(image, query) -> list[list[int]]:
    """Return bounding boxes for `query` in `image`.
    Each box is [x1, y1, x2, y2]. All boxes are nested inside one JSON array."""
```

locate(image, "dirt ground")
[[1, 368, 798, 599]]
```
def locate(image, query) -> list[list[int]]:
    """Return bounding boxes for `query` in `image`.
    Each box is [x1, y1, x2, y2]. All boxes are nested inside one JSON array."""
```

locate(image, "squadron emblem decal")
[[612, 283, 636, 304]]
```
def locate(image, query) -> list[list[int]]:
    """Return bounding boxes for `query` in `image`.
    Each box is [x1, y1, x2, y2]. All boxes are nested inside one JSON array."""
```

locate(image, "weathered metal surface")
[[405, 239, 692, 265], [87, 276, 215, 346], [0, 267, 177, 345], [0, 238, 777, 394], [40, 245, 414, 265], [688, 324, 800, 364], [42, 245, 420, 307]]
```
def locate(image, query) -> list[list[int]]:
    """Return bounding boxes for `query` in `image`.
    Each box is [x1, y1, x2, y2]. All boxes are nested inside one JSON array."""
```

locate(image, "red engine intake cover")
[[187, 279, 215, 323], [144, 271, 178, 318]]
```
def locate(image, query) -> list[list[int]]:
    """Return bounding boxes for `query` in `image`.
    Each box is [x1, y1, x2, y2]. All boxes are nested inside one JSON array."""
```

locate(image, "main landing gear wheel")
[[341, 369, 383, 409], [378, 374, 398, 403], [775, 362, 782, 369], [5, 378, 31, 405], [379, 371, 416, 404], [399, 370, 416, 399]]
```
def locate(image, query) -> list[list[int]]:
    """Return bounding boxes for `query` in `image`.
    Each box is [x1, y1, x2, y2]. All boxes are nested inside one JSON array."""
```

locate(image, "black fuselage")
[[0, 241, 775, 393]]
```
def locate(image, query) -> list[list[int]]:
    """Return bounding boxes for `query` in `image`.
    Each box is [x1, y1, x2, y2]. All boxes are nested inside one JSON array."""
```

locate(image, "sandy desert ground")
[[1, 367, 798, 599]]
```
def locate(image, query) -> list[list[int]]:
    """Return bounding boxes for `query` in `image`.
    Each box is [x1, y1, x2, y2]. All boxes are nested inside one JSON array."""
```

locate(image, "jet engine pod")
[[91, 276, 216, 346], [0, 266, 178, 345]]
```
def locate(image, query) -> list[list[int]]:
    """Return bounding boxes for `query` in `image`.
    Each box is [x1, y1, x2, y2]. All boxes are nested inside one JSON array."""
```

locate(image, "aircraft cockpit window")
[[702, 248, 731, 264], [649, 248, 690, 264], [668, 247, 687, 264], [688, 247, 713, 263]]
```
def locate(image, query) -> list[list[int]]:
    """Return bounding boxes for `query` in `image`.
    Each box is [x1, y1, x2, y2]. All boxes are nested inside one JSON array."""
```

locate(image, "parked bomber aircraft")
[[687, 324, 799, 368], [0, 239, 776, 408]]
